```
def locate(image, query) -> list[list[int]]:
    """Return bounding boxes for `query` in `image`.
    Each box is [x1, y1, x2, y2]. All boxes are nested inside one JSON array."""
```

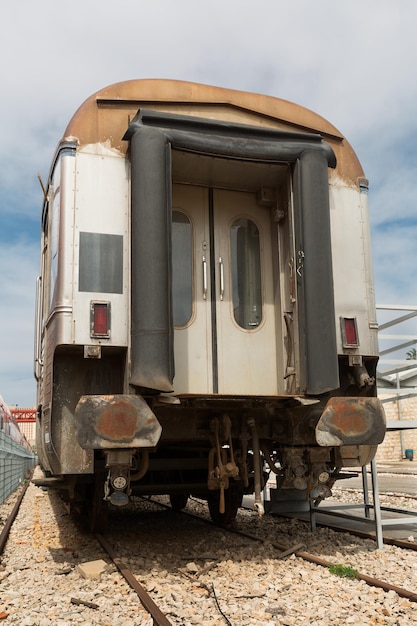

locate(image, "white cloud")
[[0, 241, 38, 407], [1, 0, 417, 404]]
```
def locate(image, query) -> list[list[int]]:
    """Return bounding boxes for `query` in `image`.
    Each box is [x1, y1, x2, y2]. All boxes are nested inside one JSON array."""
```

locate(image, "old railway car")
[[34, 79, 385, 530]]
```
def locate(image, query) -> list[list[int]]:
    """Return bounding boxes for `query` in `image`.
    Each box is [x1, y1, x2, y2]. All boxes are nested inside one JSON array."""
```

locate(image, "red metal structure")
[[10, 409, 36, 444], [10, 409, 36, 421]]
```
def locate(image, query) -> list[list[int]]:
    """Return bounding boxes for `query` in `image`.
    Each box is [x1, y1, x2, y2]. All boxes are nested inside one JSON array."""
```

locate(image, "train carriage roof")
[[63, 79, 364, 184]]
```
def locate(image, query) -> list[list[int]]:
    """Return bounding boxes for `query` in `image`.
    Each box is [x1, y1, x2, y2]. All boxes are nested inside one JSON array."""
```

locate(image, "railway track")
[[0, 474, 31, 555], [1, 478, 417, 624], [95, 532, 173, 626], [153, 496, 417, 603]]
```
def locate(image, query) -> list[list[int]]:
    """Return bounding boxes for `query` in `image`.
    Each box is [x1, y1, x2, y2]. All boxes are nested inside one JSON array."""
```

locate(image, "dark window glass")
[[79, 232, 123, 294], [231, 218, 262, 329], [172, 211, 192, 326]]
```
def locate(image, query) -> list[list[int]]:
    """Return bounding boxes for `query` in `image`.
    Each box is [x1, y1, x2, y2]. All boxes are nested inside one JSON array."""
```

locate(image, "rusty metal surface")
[[62, 79, 363, 185], [95, 533, 173, 625], [74, 394, 162, 449], [316, 397, 386, 447], [97, 401, 139, 440]]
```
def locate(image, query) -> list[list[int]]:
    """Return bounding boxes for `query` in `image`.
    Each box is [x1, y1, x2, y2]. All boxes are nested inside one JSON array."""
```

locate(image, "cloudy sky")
[[1, 0, 416, 407]]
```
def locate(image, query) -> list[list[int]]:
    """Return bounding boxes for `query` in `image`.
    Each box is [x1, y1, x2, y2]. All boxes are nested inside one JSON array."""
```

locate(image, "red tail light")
[[91, 301, 111, 338], [341, 316, 359, 348]]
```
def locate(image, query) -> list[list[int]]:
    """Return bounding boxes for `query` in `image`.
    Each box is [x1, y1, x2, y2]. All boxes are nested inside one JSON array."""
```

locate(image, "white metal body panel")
[[45, 152, 77, 344], [71, 146, 130, 347], [329, 181, 378, 356]]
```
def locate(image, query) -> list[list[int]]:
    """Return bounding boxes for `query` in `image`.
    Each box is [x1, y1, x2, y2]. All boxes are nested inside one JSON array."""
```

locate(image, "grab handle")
[[202, 256, 207, 300], [219, 257, 224, 301]]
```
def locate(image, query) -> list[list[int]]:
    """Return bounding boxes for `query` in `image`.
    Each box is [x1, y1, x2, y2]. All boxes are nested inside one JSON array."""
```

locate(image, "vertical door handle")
[[219, 257, 224, 301], [202, 256, 207, 300]]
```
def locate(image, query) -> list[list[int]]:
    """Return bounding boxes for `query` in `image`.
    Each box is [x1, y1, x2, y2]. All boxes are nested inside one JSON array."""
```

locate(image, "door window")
[[230, 218, 262, 329]]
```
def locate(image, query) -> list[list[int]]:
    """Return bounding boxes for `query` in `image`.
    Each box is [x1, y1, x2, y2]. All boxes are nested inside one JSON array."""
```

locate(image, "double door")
[[172, 183, 278, 395]]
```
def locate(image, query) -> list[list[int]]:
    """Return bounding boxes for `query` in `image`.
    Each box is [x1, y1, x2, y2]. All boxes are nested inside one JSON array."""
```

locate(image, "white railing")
[[376, 305, 417, 456]]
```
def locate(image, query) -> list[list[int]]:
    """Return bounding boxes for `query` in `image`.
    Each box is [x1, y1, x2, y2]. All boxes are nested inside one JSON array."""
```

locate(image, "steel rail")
[[149, 497, 417, 604], [95, 533, 173, 626], [226, 521, 417, 603], [230, 523, 417, 601], [0, 473, 32, 555], [293, 547, 417, 603]]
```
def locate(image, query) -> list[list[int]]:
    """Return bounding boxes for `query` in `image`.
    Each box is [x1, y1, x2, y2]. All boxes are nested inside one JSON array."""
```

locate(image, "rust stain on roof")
[[64, 78, 363, 184]]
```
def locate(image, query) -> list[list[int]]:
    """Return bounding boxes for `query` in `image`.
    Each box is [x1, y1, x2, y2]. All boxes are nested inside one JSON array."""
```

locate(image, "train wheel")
[[169, 494, 189, 511], [207, 486, 243, 527], [87, 474, 108, 533]]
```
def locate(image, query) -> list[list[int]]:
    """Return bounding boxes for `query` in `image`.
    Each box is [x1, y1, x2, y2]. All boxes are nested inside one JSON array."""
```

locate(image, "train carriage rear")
[[34, 80, 385, 529]]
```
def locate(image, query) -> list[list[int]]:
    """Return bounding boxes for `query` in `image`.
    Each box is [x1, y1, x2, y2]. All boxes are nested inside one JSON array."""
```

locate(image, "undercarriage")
[[36, 391, 385, 532]]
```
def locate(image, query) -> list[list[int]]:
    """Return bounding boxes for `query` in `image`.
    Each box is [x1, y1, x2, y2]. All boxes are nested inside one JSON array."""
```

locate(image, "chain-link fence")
[[0, 430, 37, 504]]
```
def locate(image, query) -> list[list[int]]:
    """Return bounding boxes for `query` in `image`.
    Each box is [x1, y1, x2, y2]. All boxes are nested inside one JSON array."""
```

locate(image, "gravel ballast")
[[1, 470, 417, 625]]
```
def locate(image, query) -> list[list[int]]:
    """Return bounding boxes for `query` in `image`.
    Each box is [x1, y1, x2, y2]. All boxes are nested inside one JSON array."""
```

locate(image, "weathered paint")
[[63, 79, 362, 187], [96, 401, 139, 440], [316, 397, 386, 447], [74, 395, 162, 449]]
